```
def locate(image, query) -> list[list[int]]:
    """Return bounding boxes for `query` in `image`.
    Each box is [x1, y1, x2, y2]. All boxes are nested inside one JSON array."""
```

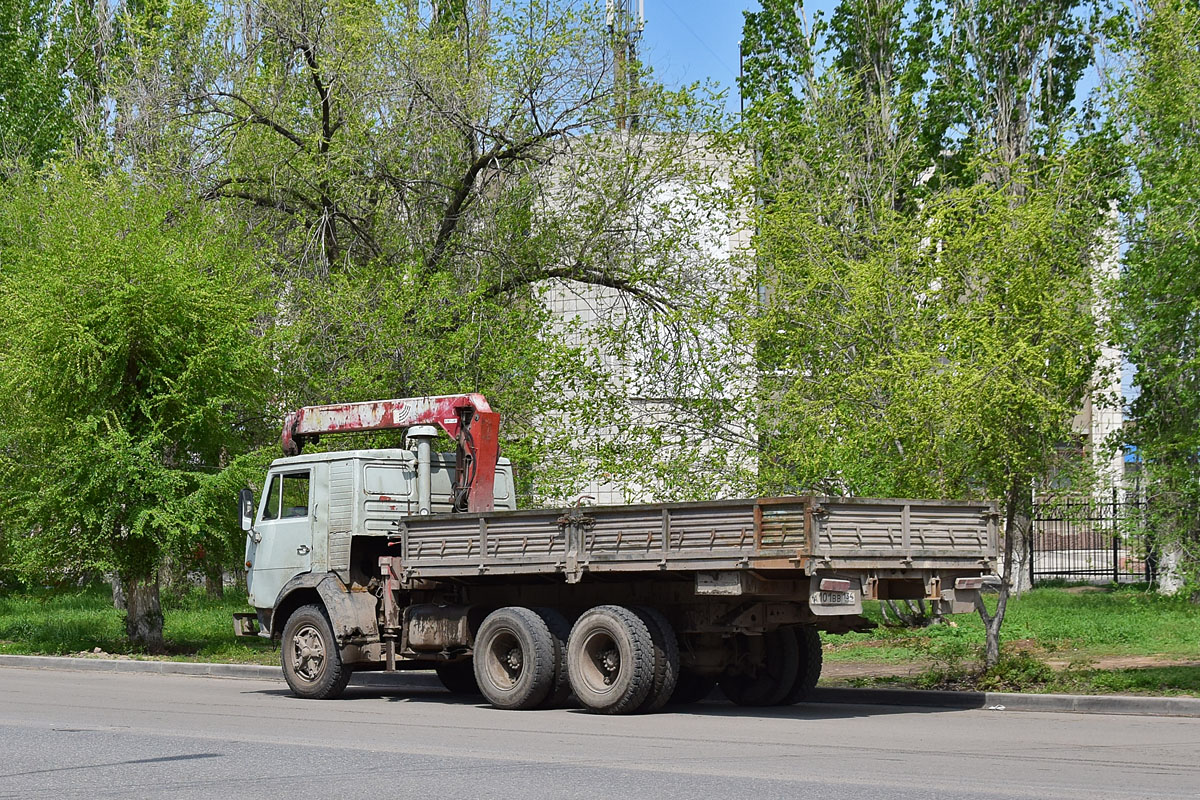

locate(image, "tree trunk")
[[975, 474, 1028, 668], [122, 571, 165, 654], [1157, 541, 1185, 595], [108, 573, 126, 612], [204, 560, 224, 599]]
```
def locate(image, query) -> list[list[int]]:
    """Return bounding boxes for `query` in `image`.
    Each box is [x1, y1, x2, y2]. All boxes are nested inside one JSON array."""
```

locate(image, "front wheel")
[[281, 604, 352, 699]]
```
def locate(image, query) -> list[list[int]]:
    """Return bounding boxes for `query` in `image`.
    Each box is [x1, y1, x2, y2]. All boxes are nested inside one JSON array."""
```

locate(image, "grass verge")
[[823, 583, 1200, 696], [0, 583, 277, 664]]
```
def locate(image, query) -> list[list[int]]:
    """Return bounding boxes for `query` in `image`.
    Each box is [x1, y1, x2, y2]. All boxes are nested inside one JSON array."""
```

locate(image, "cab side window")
[[281, 471, 310, 519], [260, 471, 310, 521]]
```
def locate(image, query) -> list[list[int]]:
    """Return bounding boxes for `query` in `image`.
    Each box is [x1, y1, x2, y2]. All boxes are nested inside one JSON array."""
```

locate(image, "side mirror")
[[239, 488, 255, 532]]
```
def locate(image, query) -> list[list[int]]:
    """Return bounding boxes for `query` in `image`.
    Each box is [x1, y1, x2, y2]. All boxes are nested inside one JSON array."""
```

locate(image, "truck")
[[235, 393, 998, 714]]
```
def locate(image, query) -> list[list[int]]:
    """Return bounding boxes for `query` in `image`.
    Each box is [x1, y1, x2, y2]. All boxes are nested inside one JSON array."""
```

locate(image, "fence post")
[[1112, 487, 1119, 584], [1028, 511, 1036, 589]]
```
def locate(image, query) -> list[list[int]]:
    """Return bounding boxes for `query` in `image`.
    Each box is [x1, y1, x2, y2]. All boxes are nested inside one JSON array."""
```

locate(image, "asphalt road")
[[1, 666, 1197, 800]]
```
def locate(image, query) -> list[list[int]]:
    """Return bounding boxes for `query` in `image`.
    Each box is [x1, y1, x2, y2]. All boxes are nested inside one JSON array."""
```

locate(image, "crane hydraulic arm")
[[280, 393, 501, 513]]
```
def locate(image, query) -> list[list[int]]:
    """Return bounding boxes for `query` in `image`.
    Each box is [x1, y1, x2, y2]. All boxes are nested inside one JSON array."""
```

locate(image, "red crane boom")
[[280, 393, 500, 513]]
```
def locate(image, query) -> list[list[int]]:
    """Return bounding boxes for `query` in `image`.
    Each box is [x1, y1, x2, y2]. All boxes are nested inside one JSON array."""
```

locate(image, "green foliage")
[[150, 0, 734, 503], [752, 169, 1101, 500], [1117, 0, 1200, 587], [1056, 665, 1200, 696], [741, 1, 1106, 189], [0, 165, 274, 586], [0, 0, 74, 168], [739, 1, 1110, 506], [0, 0, 736, 610], [831, 586, 1200, 694], [738, 4, 1119, 672]]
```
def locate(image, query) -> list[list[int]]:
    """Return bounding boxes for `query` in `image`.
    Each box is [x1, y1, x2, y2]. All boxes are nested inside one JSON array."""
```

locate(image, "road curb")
[[0, 653, 443, 688], [3, 654, 1197, 717], [809, 686, 1200, 717], [0, 653, 281, 680]]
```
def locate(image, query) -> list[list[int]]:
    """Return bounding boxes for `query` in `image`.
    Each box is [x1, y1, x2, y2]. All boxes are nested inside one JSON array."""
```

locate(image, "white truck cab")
[[241, 448, 516, 627]]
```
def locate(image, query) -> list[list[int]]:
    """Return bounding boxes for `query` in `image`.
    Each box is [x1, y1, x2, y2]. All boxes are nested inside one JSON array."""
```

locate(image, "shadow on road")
[[247, 677, 982, 719]]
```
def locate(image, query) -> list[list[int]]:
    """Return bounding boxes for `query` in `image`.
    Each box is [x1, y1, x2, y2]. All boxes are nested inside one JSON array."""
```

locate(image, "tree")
[[740, 0, 1109, 665], [144, 0, 730, 501], [0, 0, 75, 168], [28, 0, 737, 507], [1117, 0, 1200, 594], [0, 165, 273, 650]]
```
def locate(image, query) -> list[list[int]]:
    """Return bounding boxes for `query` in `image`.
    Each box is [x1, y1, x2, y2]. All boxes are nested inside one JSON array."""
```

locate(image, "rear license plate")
[[818, 590, 854, 605]]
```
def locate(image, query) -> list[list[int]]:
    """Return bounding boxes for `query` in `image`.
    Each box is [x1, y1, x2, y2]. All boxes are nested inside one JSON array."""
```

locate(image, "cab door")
[[246, 469, 313, 610]]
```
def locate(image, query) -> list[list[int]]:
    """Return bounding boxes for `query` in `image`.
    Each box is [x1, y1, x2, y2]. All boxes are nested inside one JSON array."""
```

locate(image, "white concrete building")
[[535, 137, 756, 505]]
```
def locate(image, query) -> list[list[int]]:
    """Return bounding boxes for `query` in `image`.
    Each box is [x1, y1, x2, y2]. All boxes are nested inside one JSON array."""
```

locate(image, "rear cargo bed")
[[392, 496, 997, 582]]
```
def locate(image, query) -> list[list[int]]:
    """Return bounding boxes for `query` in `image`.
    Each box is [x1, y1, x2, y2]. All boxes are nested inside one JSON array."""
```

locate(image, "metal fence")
[[1030, 490, 1153, 585]]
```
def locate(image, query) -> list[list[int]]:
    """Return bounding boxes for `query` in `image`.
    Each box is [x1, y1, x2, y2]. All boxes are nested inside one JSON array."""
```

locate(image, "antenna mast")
[[607, 0, 645, 130]]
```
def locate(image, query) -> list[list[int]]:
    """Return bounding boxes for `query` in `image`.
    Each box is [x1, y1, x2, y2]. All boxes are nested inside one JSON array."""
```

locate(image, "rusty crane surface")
[[280, 393, 500, 513]]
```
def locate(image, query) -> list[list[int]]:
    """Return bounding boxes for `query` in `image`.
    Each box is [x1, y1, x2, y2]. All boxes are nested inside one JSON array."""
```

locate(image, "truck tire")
[[668, 668, 716, 705], [781, 626, 823, 705], [631, 606, 680, 713], [281, 604, 352, 700], [567, 605, 655, 715], [718, 629, 799, 707], [435, 658, 481, 696], [473, 607, 557, 710], [532, 607, 574, 708]]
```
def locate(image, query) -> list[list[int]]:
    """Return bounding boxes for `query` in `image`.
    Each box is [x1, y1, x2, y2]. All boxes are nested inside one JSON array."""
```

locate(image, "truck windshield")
[[261, 471, 311, 521]]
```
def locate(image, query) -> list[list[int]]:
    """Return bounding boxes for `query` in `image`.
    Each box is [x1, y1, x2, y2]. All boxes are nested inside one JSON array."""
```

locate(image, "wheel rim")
[[484, 629, 524, 691], [291, 623, 326, 682], [578, 628, 621, 696]]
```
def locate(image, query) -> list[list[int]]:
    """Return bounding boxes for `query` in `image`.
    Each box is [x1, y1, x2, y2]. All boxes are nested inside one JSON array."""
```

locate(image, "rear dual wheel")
[[567, 604, 682, 715], [567, 605, 654, 714], [472, 606, 573, 710], [719, 626, 822, 707], [632, 605, 680, 713], [783, 625, 823, 704], [473, 607, 557, 709], [474, 603, 683, 714], [718, 629, 799, 706]]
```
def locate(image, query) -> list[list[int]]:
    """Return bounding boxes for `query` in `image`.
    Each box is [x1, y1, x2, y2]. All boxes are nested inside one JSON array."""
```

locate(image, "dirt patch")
[[823, 660, 925, 679], [1045, 654, 1200, 671]]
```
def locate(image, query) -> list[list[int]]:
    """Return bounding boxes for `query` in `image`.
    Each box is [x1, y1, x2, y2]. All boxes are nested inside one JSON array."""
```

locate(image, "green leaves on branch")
[[754, 169, 1101, 500], [1116, 0, 1200, 586], [0, 165, 274, 584]]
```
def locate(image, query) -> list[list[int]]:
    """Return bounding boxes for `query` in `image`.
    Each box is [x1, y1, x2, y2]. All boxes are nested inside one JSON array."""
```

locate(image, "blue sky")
[[641, 1, 1103, 113], [640, 1, 839, 110]]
